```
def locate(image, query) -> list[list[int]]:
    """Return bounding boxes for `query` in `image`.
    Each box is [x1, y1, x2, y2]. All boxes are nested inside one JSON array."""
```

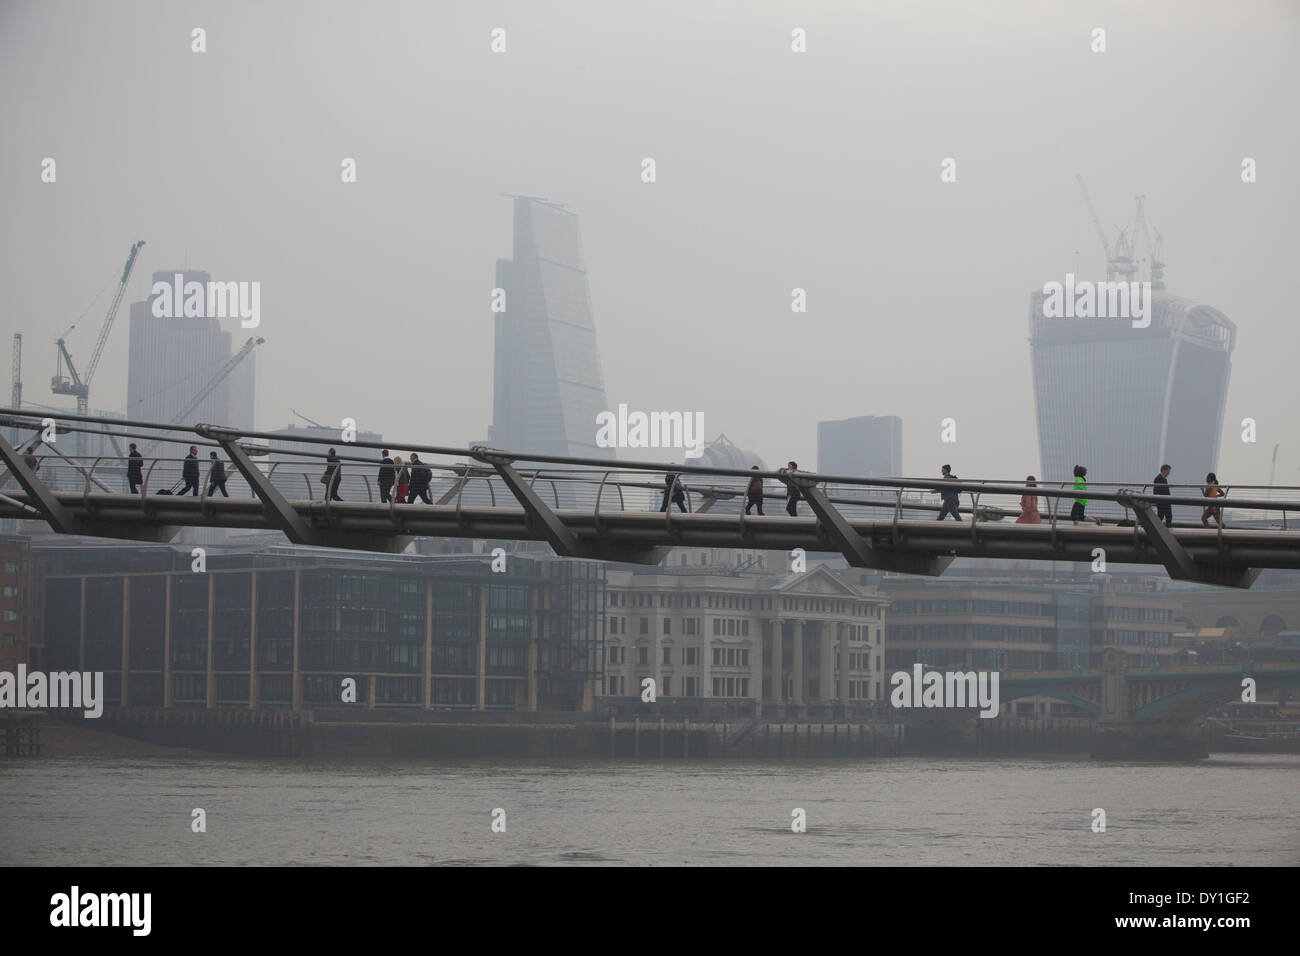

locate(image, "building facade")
[[0, 536, 38, 675], [877, 579, 1185, 673], [603, 562, 888, 714], [38, 548, 605, 713]]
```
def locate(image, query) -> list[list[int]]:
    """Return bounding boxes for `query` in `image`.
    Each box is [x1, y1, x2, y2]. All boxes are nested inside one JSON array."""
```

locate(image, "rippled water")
[[2, 754, 1296, 865]]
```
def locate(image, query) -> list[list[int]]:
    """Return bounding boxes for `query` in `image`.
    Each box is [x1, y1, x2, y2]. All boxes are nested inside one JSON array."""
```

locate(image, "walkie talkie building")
[[1029, 289, 1236, 508]]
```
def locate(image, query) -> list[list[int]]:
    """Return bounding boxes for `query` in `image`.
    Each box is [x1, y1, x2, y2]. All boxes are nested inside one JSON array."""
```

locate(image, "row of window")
[[607, 675, 700, 696]]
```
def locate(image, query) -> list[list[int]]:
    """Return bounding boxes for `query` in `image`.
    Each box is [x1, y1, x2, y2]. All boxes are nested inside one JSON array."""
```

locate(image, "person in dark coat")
[[1153, 464, 1172, 527], [323, 448, 343, 501], [744, 465, 764, 515], [207, 451, 229, 497], [180, 446, 201, 496], [377, 449, 395, 503], [933, 464, 962, 521], [23, 441, 40, 474], [784, 461, 801, 516], [127, 443, 144, 493], [660, 472, 688, 513], [408, 453, 433, 504]]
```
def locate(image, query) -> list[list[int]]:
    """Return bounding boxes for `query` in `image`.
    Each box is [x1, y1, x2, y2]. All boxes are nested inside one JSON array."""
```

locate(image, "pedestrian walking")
[[660, 472, 688, 513], [408, 453, 433, 504], [377, 449, 395, 503], [180, 446, 201, 496], [323, 448, 343, 501], [127, 442, 143, 494], [1070, 464, 1102, 525], [1153, 464, 1173, 527], [933, 464, 962, 521], [393, 456, 410, 503], [1016, 476, 1041, 524], [1201, 472, 1226, 528], [784, 461, 801, 516], [744, 466, 764, 515], [207, 451, 229, 497]]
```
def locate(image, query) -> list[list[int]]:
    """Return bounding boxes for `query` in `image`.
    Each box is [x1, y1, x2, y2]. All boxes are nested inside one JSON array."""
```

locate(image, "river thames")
[[4, 753, 1297, 866]]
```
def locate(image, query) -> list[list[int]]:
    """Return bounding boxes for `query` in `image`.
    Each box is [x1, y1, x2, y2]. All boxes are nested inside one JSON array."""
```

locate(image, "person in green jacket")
[[1070, 464, 1103, 525]]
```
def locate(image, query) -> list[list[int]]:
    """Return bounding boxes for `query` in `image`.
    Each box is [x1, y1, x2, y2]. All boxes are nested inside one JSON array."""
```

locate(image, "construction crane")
[[1074, 173, 1114, 280], [1131, 195, 1165, 289], [1073, 174, 1123, 281], [51, 240, 145, 453], [140, 337, 264, 454], [11, 333, 21, 410], [291, 408, 327, 429]]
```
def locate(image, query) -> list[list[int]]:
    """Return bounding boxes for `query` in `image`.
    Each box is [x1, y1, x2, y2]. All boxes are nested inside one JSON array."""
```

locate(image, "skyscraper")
[[817, 415, 903, 477], [126, 270, 257, 432], [1029, 289, 1235, 501], [489, 198, 614, 461]]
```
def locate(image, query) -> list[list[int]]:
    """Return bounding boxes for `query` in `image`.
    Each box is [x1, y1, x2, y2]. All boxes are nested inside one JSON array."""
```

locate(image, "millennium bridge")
[[2, 408, 1298, 590]]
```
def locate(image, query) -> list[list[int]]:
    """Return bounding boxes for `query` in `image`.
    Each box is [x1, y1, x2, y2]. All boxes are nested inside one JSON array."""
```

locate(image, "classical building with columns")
[[603, 555, 888, 713]]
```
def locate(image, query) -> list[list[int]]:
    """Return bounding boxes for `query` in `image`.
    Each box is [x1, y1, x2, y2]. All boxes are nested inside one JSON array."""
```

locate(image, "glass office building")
[[1029, 289, 1235, 513], [489, 198, 615, 463]]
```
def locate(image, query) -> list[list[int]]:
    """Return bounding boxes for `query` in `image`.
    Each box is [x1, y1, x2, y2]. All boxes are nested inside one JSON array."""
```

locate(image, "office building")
[[1029, 288, 1235, 506], [817, 415, 902, 478], [126, 269, 257, 438], [39, 545, 605, 713], [488, 198, 614, 462], [603, 558, 888, 713]]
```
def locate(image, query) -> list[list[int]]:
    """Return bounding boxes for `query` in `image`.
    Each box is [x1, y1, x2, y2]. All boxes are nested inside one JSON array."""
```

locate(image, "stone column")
[[769, 619, 783, 703], [205, 572, 216, 709], [793, 620, 804, 705], [838, 622, 851, 703], [818, 621, 834, 702]]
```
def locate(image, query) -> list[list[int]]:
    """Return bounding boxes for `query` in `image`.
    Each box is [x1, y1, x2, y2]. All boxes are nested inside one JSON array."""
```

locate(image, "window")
[[726, 648, 736, 666], [741, 649, 749, 666], [685, 647, 697, 665], [742, 620, 749, 637], [637, 646, 649, 665], [712, 677, 721, 697], [662, 677, 670, 696], [712, 647, 721, 666], [713, 619, 721, 636], [2, 610, 15, 622], [663, 646, 672, 665], [639, 617, 648, 635], [3, 562, 14, 573], [663, 617, 671, 635], [2, 586, 14, 597], [609, 616, 618, 633]]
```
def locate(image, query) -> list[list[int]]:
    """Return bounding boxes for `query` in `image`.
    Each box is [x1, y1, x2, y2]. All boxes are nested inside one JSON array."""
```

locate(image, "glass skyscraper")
[[1029, 289, 1236, 506], [489, 198, 614, 462]]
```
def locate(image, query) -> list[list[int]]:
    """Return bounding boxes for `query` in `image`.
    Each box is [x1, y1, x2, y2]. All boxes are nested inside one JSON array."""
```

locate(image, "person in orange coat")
[[1016, 476, 1041, 524]]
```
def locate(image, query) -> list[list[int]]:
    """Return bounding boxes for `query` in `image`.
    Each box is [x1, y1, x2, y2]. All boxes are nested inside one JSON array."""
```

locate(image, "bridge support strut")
[[1127, 497, 1259, 589], [202, 426, 412, 553], [474, 450, 665, 565], [793, 477, 954, 576]]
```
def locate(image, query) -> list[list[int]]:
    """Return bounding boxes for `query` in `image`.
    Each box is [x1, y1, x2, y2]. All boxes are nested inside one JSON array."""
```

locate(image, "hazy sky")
[[2, 0, 1297, 484]]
